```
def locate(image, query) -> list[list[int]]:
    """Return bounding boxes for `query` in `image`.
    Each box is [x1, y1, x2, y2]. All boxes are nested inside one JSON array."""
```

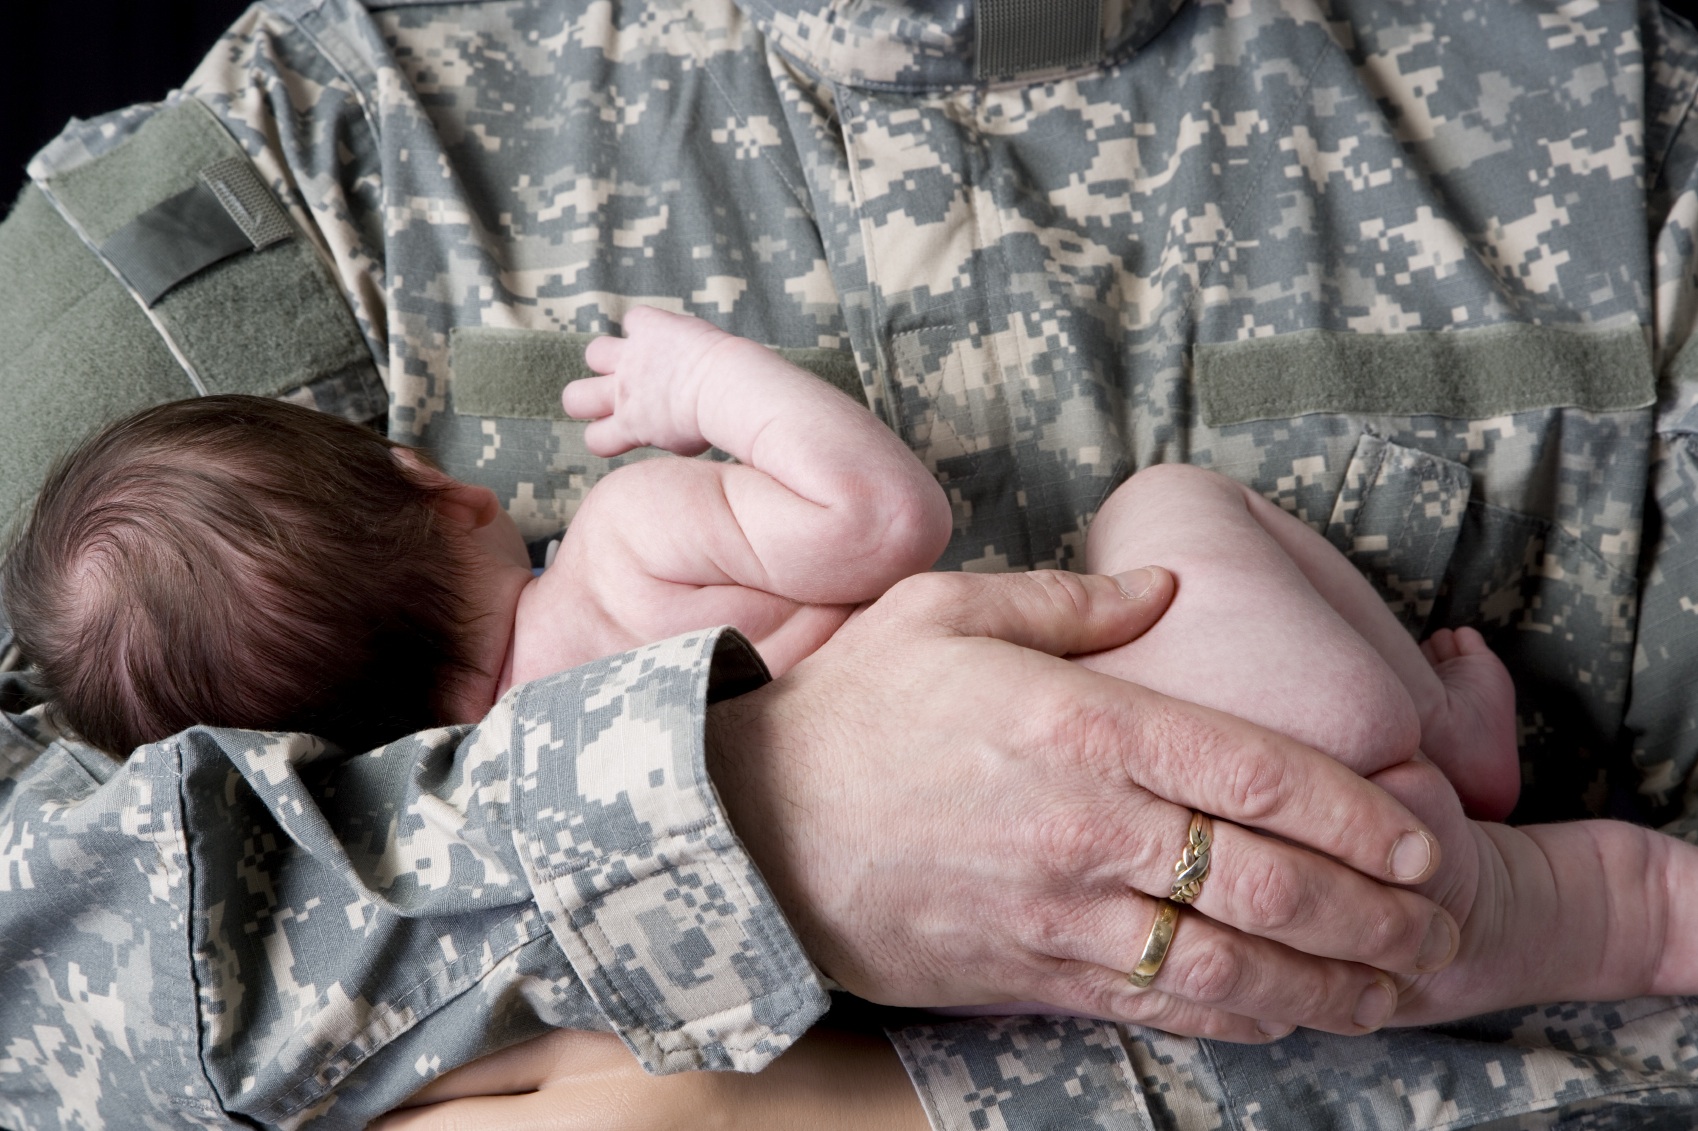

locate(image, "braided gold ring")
[[1169, 812, 1213, 905]]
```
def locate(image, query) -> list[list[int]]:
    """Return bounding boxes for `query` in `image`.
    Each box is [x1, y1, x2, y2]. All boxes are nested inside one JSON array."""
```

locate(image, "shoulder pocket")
[[2, 98, 384, 532]]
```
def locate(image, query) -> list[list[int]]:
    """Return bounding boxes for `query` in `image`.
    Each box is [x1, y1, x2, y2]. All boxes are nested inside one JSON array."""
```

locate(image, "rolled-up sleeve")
[[0, 629, 827, 1131]]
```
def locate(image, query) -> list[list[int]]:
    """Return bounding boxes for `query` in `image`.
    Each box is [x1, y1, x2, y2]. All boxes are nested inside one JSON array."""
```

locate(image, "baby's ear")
[[392, 448, 502, 530]]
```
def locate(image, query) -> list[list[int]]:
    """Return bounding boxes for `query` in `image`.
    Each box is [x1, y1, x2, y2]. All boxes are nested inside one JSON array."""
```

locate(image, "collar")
[[736, 0, 1188, 91]]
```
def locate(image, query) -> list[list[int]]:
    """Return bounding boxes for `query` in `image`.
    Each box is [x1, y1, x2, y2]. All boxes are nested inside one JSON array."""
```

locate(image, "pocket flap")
[[1325, 434, 1472, 635]]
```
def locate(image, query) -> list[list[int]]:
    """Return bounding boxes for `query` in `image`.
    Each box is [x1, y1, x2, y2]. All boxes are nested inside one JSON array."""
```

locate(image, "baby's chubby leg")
[[1077, 464, 1423, 779]]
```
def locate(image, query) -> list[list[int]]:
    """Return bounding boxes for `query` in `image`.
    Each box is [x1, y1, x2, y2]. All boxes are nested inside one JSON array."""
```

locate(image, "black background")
[[2, 1, 253, 207]]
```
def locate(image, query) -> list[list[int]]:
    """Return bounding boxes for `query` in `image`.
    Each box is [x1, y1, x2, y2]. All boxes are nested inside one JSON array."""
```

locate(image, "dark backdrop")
[[2, 0, 254, 207]]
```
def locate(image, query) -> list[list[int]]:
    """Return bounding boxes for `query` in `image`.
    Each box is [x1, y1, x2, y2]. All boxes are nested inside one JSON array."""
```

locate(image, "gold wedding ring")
[[1169, 811, 1213, 905], [1128, 900, 1180, 988]]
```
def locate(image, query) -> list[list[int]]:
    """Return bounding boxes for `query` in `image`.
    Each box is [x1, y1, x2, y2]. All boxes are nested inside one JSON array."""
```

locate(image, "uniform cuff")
[[505, 627, 829, 1072]]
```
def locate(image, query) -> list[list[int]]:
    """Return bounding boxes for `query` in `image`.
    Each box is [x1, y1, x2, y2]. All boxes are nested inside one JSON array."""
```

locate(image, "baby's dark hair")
[[1, 395, 481, 755]]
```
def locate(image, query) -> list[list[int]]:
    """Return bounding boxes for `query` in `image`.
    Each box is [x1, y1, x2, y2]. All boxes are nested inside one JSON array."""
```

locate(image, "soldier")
[[3, 2, 1698, 1130]]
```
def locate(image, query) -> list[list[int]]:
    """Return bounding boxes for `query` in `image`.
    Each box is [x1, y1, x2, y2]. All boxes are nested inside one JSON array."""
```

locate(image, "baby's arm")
[[563, 307, 950, 603]]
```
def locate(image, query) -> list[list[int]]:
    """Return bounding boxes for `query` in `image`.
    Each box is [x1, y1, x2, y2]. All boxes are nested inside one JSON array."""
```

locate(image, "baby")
[[0, 306, 1517, 820], [19, 307, 1683, 1037]]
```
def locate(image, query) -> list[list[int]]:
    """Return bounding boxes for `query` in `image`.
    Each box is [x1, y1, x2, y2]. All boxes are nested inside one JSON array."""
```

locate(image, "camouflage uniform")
[[5, 0, 1698, 1127]]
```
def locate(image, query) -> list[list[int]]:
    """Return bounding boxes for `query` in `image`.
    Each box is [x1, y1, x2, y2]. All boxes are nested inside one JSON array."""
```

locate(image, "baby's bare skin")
[[1078, 462, 1521, 821], [422, 306, 1698, 1031], [432, 306, 953, 723]]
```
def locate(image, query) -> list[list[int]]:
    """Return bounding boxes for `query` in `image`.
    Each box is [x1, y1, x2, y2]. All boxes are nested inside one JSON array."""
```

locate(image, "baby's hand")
[[564, 306, 739, 458]]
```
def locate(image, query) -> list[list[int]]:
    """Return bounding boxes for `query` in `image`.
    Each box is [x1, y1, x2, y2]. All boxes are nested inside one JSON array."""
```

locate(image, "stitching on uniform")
[[31, 176, 212, 396], [526, 628, 818, 1052], [178, 738, 238, 1120], [1194, 1033, 1240, 1130], [274, 4, 384, 170], [688, 11, 813, 219], [1647, 12, 1698, 196], [541, 631, 827, 1062], [267, 910, 551, 1118], [530, 815, 718, 879], [842, 91, 902, 417], [889, 327, 951, 408], [1347, 436, 1390, 535]]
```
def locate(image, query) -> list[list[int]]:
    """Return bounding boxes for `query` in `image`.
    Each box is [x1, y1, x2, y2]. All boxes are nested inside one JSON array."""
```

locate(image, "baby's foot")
[[1417, 627, 1521, 821], [564, 306, 749, 457]]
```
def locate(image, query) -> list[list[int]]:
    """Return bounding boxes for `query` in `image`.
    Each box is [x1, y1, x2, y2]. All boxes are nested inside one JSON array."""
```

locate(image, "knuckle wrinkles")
[[1030, 568, 1092, 616], [1239, 855, 1305, 932], [1282, 971, 1332, 1024], [1027, 809, 1105, 880], [1225, 737, 1292, 821], [1356, 898, 1412, 960], [1177, 943, 1243, 1005]]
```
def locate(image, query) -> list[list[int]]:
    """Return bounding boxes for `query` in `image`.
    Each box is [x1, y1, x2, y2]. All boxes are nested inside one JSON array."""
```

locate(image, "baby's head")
[[1, 395, 487, 755]]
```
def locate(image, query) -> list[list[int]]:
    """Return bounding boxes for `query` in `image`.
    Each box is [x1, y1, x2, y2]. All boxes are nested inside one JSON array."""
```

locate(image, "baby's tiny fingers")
[[582, 418, 639, 458], [562, 375, 616, 420], [583, 334, 626, 374]]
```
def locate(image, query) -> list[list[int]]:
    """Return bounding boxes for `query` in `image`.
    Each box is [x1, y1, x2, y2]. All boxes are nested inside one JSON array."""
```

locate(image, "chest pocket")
[[1324, 434, 1471, 636], [1196, 322, 1655, 821]]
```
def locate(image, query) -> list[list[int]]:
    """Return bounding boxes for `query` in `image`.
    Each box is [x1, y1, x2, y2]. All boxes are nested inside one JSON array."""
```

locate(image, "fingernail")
[[1256, 1020, 1295, 1040], [1352, 979, 1395, 1031], [1388, 831, 1433, 881], [1114, 568, 1156, 599], [1416, 912, 1456, 972]]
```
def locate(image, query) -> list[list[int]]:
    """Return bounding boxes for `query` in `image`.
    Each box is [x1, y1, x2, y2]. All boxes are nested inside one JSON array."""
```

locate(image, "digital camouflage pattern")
[[6, 0, 1698, 1127], [0, 628, 805, 1131]]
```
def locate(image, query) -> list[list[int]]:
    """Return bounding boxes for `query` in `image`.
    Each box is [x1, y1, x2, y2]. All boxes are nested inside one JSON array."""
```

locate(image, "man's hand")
[[707, 567, 1459, 1041]]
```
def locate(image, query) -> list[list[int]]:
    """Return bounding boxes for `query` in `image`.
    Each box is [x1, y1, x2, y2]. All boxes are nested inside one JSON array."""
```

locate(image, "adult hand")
[[371, 1027, 926, 1131], [707, 568, 1459, 1042]]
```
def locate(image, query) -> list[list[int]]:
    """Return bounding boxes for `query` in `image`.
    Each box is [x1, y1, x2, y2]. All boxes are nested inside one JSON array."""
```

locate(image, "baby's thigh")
[[1078, 465, 1420, 773]]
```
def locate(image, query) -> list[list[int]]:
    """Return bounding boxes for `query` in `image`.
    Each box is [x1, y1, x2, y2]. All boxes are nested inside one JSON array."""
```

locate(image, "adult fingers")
[[1082, 795, 1457, 974], [882, 570, 1442, 893], [389, 1029, 595, 1110], [374, 1090, 579, 1131], [881, 567, 1177, 658], [1187, 819, 1456, 973], [965, 671, 1454, 975], [1097, 685, 1444, 889], [375, 1030, 659, 1131], [1016, 894, 1403, 1036]]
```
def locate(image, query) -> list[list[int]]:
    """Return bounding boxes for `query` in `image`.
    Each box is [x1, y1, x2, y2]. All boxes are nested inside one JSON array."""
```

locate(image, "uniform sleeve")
[[0, 630, 826, 1131]]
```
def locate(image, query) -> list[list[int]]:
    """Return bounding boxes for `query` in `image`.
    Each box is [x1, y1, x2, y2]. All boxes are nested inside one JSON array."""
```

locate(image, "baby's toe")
[[1450, 626, 1490, 656], [1422, 628, 1458, 664]]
